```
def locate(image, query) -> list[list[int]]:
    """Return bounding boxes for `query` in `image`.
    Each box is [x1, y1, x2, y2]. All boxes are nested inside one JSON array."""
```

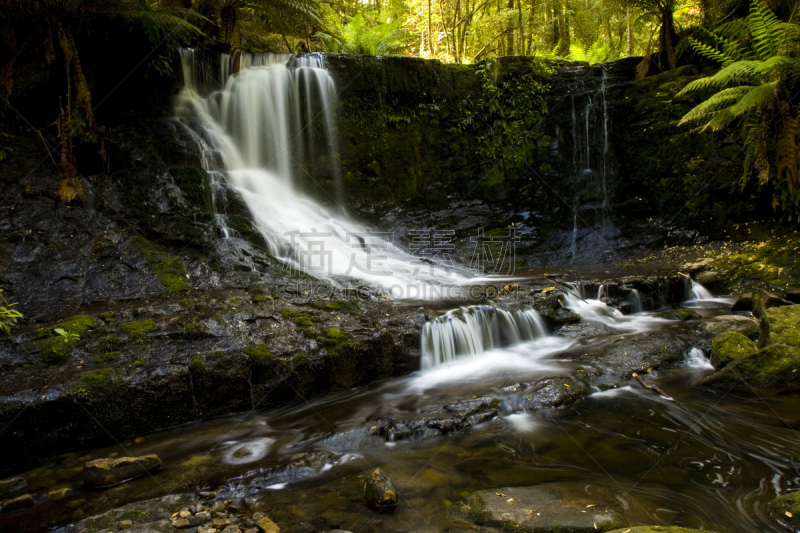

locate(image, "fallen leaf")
[[585, 504, 595, 508], [787, 511, 793, 518]]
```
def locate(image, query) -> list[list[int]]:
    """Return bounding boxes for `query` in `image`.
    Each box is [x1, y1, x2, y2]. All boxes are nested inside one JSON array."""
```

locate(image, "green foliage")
[[568, 40, 615, 64], [679, 0, 800, 207], [316, 10, 411, 55], [54, 328, 80, 344], [0, 288, 22, 335]]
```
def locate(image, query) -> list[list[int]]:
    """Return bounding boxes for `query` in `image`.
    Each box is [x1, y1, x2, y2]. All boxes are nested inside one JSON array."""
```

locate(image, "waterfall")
[[681, 274, 713, 300], [628, 288, 643, 313], [421, 306, 548, 368], [175, 50, 468, 295], [600, 68, 609, 226]]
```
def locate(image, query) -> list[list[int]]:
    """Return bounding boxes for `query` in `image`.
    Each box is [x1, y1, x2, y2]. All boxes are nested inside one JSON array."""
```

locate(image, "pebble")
[[48, 488, 72, 500], [1, 493, 35, 512], [172, 517, 192, 528], [117, 520, 133, 529], [199, 491, 217, 500], [255, 516, 280, 533], [212, 518, 231, 528], [179, 510, 191, 518]]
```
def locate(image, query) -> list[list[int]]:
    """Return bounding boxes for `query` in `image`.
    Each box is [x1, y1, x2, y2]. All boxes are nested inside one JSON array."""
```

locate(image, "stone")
[[451, 483, 627, 532], [710, 331, 757, 369], [607, 528, 715, 533], [1, 493, 35, 512], [222, 526, 241, 533], [753, 289, 792, 318], [785, 289, 800, 304], [173, 517, 192, 528], [656, 308, 700, 321], [48, 487, 72, 499], [0, 477, 27, 500], [767, 491, 800, 532], [255, 516, 281, 533], [731, 292, 753, 312], [180, 510, 191, 518], [199, 490, 217, 499], [363, 468, 398, 512], [83, 454, 162, 488], [699, 314, 760, 340], [696, 270, 726, 293], [699, 343, 800, 391], [117, 520, 134, 529], [196, 511, 211, 520], [213, 518, 232, 528], [190, 513, 208, 526], [759, 305, 800, 348]]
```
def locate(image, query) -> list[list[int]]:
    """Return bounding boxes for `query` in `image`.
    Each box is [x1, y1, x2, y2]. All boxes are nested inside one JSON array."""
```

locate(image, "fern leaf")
[[679, 86, 752, 125]]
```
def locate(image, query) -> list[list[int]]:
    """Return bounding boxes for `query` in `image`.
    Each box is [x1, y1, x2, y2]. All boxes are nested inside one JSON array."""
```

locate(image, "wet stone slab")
[[451, 483, 627, 532]]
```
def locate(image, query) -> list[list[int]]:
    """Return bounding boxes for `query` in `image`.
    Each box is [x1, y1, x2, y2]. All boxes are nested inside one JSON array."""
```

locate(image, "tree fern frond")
[[777, 114, 799, 195], [685, 37, 734, 66], [726, 81, 778, 119], [679, 86, 752, 124], [749, 0, 782, 60]]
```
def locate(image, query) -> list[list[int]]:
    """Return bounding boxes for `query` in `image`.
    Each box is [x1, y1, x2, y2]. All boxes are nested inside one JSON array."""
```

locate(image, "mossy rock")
[[767, 491, 800, 531], [243, 344, 273, 367], [178, 299, 194, 310], [696, 271, 726, 294], [70, 368, 125, 424], [131, 235, 189, 292], [54, 315, 99, 336], [608, 526, 714, 533], [657, 308, 700, 321], [98, 335, 124, 352], [39, 336, 76, 365], [120, 319, 156, 341], [189, 355, 205, 372], [280, 309, 316, 328], [183, 321, 210, 339], [731, 292, 753, 313], [98, 311, 117, 322], [710, 331, 757, 369], [753, 289, 792, 319], [759, 305, 800, 348], [699, 343, 800, 391], [94, 351, 122, 364]]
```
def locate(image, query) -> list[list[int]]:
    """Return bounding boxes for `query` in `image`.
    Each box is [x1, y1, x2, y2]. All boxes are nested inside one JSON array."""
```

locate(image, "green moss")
[[94, 351, 121, 364], [131, 235, 189, 292], [178, 299, 194, 310], [710, 331, 757, 369], [656, 308, 700, 321], [120, 319, 156, 341], [607, 528, 713, 533], [40, 336, 76, 365], [70, 368, 125, 424], [98, 311, 117, 322], [189, 354, 205, 372], [229, 297, 242, 305], [768, 491, 800, 531], [184, 321, 209, 338], [701, 343, 800, 390], [244, 344, 273, 366], [762, 305, 800, 347], [98, 335, 124, 352], [253, 295, 267, 303], [51, 315, 98, 337], [281, 309, 316, 328], [134, 357, 145, 367]]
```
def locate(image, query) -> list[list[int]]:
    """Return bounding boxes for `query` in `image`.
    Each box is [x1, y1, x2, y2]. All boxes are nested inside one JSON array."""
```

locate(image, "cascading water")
[[421, 306, 548, 368], [175, 50, 468, 296]]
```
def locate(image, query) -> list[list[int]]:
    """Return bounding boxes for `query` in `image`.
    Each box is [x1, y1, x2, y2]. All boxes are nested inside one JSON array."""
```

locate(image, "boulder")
[[710, 331, 757, 369], [759, 305, 800, 349], [731, 292, 753, 312], [785, 289, 800, 304], [1, 493, 34, 512], [83, 454, 162, 488], [656, 308, 700, 321], [696, 270, 726, 293], [255, 516, 280, 532], [534, 294, 581, 330], [363, 468, 398, 512], [0, 476, 27, 500], [699, 315, 760, 341], [451, 483, 627, 532], [753, 289, 792, 319], [699, 343, 800, 391], [767, 491, 800, 532]]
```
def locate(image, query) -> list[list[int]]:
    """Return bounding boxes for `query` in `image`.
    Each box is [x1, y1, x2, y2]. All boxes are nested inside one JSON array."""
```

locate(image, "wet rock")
[[0, 476, 27, 499], [451, 483, 627, 532], [117, 520, 133, 529], [785, 289, 800, 304], [732, 292, 753, 312], [47, 488, 71, 500], [699, 343, 800, 391], [656, 308, 700, 321], [753, 289, 792, 319], [172, 517, 192, 528], [83, 454, 162, 488], [699, 315, 760, 341], [1, 493, 34, 512], [363, 468, 398, 512], [607, 528, 713, 533], [710, 331, 757, 369], [534, 295, 580, 330], [759, 305, 800, 349], [255, 516, 280, 532], [696, 271, 725, 293], [767, 490, 800, 532]]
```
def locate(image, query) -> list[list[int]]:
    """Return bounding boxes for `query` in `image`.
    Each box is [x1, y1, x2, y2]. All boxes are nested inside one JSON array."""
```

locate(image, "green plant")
[[0, 288, 22, 334], [54, 328, 80, 344], [678, 0, 800, 209]]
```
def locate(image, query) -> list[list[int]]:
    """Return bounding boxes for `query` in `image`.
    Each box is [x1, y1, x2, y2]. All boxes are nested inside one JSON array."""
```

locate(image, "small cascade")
[[628, 288, 643, 313], [684, 275, 713, 300], [686, 347, 713, 369], [421, 306, 548, 368]]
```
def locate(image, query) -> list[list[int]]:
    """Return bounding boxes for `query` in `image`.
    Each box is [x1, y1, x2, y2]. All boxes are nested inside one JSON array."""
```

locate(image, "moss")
[[184, 321, 209, 338], [710, 331, 757, 369], [134, 357, 145, 367], [98, 311, 117, 322], [94, 351, 121, 364], [178, 299, 194, 310], [131, 235, 189, 292], [701, 343, 800, 390], [762, 305, 800, 347], [120, 319, 156, 341], [189, 354, 205, 372], [50, 314, 98, 337], [607, 528, 713, 533], [281, 309, 316, 328], [98, 335, 124, 352], [229, 297, 242, 305], [70, 368, 125, 424], [40, 336, 76, 365], [767, 491, 800, 531], [244, 344, 273, 366], [253, 295, 267, 303], [656, 308, 700, 321]]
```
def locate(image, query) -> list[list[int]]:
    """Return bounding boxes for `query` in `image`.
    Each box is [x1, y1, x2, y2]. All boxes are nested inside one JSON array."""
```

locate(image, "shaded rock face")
[[451, 483, 627, 532], [1, 493, 34, 512], [710, 331, 757, 369], [0, 477, 27, 500], [699, 315, 760, 342], [767, 491, 800, 532], [83, 455, 162, 488], [607, 528, 715, 533], [363, 468, 398, 513]]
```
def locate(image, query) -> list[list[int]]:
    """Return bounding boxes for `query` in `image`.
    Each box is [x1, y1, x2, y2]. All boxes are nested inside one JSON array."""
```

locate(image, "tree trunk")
[[526, 0, 535, 54], [659, 6, 677, 69], [506, 0, 515, 55], [428, 0, 434, 55], [220, 5, 241, 50], [602, 0, 611, 43], [556, 0, 569, 56], [517, 0, 524, 55], [626, 7, 633, 55]]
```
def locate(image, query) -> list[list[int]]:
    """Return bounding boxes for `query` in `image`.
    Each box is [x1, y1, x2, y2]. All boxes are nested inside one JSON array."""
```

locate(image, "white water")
[[690, 279, 714, 300], [420, 305, 548, 368], [175, 50, 468, 296], [686, 347, 714, 370]]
